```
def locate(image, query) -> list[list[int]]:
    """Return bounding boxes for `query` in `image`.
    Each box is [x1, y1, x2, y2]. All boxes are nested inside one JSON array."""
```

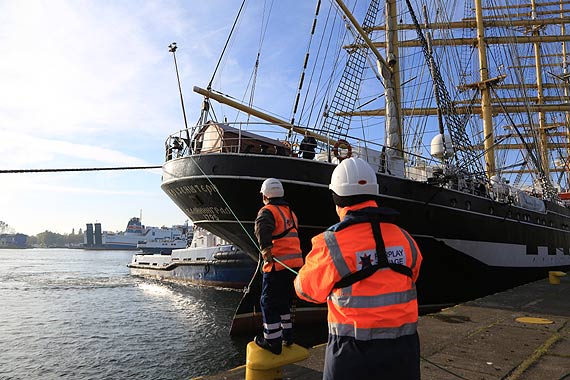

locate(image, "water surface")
[[0, 249, 249, 379]]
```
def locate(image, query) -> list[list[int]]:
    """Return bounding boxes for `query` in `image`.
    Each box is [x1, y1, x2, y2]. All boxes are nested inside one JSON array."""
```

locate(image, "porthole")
[[465, 201, 471, 210], [451, 199, 457, 207], [489, 207, 494, 215]]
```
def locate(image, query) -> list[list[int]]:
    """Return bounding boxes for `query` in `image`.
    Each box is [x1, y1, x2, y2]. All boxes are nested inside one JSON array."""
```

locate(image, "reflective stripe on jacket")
[[259, 203, 303, 272], [294, 200, 422, 340]]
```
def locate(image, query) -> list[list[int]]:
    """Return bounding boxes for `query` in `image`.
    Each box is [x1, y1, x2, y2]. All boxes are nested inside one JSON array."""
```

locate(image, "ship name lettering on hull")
[[186, 206, 232, 221], [168, 184, 219, 197]]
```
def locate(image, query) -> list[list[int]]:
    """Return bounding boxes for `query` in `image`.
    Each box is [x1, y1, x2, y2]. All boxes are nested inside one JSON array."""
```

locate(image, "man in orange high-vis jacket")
[[254, 178, 304, 355], [295, 157, 422, 380]]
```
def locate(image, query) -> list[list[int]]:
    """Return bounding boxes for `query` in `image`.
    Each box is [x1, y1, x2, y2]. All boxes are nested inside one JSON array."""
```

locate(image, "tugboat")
[[128, 227, 257, 289]]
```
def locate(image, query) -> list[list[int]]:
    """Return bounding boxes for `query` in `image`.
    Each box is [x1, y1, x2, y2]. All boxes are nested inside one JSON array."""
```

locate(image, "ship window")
[[450, 198, 457, 207], [465, 201, 471, 210], [507, 211, 512, 218], [489, 207, 494, 215], [516, 213, 520, 220]]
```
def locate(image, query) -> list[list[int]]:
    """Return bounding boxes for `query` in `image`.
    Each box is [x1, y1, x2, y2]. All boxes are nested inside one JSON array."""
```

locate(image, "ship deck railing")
[[163, 121, 390, 164]]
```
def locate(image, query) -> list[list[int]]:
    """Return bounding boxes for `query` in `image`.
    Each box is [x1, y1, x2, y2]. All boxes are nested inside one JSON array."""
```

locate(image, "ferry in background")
[[127, 227, 257, 289], [83, 217, 190, 251]]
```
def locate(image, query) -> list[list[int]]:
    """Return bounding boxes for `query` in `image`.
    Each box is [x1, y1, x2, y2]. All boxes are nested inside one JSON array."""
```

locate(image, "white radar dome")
[[430, 134, 454, 159]]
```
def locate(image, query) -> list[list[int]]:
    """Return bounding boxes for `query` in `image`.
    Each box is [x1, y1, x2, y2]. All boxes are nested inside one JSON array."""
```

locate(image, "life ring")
[[333, 139, 352, 161]]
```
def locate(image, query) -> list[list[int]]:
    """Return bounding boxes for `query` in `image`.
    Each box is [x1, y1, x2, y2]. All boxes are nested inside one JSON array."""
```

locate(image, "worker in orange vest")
[[254, 178, 304, 355], [294, 157, 422, 379]]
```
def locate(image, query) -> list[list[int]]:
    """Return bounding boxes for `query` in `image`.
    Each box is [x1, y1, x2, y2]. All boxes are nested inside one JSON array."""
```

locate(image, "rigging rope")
[[491, 86, 560, 201], [290, 0, 321, 129], [207, 0, 247, 90], [317, 0, 381, 143], [185, 155, 300, 277], [404, 0, 487, 182], [305, 3, 340, 130], [242, 0, 275, 124]]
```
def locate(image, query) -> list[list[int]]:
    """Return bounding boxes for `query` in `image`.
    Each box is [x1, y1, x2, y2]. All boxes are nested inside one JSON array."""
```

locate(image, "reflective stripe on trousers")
[[260, 269, 297, 343]]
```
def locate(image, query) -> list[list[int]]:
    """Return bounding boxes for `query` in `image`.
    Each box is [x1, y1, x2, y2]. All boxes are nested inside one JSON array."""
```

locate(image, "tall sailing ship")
[[161, 0, 570, 333]]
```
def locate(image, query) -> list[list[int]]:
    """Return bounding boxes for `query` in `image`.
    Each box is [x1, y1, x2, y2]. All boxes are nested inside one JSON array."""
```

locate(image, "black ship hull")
[[161, 153, 570, 333]]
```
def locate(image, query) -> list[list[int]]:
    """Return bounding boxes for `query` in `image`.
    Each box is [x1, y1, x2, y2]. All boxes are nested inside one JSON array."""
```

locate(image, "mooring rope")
[[0, 166, 161, 174], [186, 155, 300, 278], [0, 161, 300, 278]]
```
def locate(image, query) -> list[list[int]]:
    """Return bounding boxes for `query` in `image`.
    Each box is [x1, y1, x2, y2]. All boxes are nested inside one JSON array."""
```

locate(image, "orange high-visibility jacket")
[[259, 204, 303, 272], [295, 200, 422, 340]]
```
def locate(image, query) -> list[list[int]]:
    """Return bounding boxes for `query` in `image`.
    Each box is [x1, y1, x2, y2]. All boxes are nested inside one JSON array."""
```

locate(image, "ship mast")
[[474, 0, 496, 178], [531, 0, 550, 177], [332, 0, 403, 174], [561, 0, 570, 189], [385, 0, 404, 165]]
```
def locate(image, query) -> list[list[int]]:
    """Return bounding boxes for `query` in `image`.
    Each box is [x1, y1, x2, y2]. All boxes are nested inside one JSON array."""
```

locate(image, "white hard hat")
[[329, 157, 378, 196], [260, 178, 284, 198]]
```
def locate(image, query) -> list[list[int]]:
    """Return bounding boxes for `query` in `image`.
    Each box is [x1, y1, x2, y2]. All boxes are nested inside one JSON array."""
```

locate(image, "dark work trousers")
[[323, 332, 421, 380], [260, 268, 297, 344]]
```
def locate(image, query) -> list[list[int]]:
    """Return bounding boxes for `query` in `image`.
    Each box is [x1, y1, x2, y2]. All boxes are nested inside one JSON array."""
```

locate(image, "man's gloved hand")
[[261, 247, 273, 263]]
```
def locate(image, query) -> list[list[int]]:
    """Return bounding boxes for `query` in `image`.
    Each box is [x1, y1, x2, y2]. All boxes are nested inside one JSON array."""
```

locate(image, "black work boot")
[[254, 335, 282, 355]]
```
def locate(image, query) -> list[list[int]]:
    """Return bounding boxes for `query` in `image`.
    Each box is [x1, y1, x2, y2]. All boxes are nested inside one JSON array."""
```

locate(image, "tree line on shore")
[[1, 220, 84, 248], [28, 229, 85, 247]]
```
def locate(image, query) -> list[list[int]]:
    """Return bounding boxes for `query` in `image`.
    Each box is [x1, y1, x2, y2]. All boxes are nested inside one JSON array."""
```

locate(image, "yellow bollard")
[[245, 341, 310, 380], [548, 271, 566, 285]]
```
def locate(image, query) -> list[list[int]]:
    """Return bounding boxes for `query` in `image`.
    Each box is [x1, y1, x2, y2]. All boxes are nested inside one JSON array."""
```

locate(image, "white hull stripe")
[[438, 238, 570, 267]]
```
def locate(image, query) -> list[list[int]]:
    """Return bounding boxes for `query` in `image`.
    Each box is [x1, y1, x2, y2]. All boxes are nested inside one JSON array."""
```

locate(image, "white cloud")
[[0, 0, 313, 237], [1, 130, 154, 168]]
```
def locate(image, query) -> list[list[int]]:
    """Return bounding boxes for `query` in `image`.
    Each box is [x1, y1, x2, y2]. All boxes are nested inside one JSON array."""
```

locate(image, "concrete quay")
[[197, 275, 570, 380]]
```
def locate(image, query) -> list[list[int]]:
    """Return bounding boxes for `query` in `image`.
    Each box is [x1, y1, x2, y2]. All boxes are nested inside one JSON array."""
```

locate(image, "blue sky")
[[0, 0, 316, 235]]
